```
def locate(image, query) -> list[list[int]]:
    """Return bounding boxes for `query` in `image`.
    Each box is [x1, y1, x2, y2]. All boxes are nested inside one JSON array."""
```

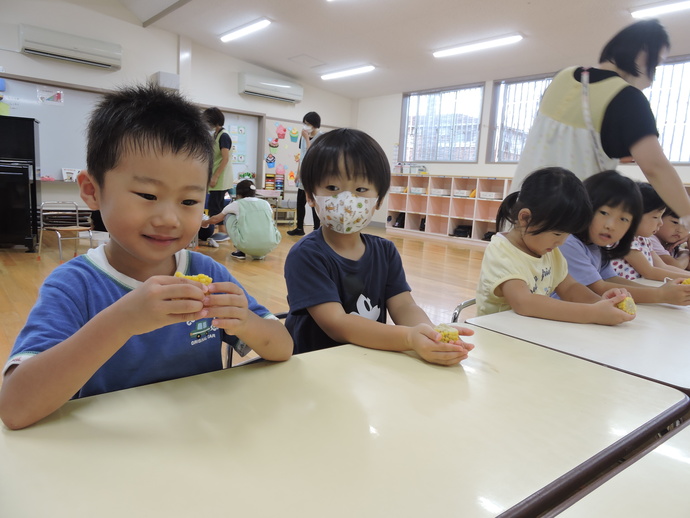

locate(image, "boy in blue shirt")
[[284, 128, 474, 365], [0, 85, 292, 429]]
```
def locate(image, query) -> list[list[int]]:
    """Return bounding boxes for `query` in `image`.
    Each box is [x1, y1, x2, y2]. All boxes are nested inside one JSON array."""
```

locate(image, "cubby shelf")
[[385, 174, 511, 248]]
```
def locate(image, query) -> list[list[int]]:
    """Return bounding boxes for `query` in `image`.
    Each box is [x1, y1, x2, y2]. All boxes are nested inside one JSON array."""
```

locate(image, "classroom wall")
[[0, 1, 355, 199]]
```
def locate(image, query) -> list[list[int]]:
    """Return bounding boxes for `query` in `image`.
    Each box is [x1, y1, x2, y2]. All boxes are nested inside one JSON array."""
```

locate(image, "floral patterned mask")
[[313, 191, 377, 234]]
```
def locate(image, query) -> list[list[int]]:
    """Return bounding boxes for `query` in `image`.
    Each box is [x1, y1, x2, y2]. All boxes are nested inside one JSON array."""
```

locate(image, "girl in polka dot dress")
[[612, 183, 690, 281]]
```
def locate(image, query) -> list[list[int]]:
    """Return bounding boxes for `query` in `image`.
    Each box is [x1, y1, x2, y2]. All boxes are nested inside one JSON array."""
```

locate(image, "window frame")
[[399, 82, 485, 164], [485, 72, 554, 164], [645, 53, 690, 165]]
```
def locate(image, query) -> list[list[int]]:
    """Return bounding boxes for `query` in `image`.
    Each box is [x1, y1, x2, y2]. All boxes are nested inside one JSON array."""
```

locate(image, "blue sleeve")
[[284, 240, 342, 313], [383, 240, 411, 299], [559, 235, 604, 287], [219, 132, 232, 151]]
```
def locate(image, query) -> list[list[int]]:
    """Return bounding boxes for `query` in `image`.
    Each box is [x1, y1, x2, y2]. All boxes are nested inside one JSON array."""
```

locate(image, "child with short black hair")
[[477, 167, 634, 324], [0, 84, 292, 430], [284, 128, 474, 366], [612, 182, 690, 280], [205, 179, 281, 260]]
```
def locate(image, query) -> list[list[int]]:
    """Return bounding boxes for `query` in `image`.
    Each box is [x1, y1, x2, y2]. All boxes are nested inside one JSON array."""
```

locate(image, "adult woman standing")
[[511, 19, 690, 226], [203, 107, 234, 241]]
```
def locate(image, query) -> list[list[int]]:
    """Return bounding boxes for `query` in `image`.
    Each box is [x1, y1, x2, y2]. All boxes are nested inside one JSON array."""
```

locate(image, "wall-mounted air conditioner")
[[20, 24, 122, 70], [238, 73, 303, 103]]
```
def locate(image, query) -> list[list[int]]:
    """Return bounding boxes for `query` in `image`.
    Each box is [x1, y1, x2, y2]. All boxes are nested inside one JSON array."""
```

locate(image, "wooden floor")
[[0, 225, 483, 372]]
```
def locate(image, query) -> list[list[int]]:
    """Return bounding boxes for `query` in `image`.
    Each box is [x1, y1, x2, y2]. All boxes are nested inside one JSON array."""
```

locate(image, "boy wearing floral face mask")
[[283, 129, 474, 366]]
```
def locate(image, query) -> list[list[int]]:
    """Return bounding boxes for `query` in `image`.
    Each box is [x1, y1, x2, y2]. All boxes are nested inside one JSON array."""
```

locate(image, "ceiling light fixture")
[[220, 18, 271, 43], [433, 34, 523, 58], [631, 0, 690, 18], [321, 65, 375, 80]]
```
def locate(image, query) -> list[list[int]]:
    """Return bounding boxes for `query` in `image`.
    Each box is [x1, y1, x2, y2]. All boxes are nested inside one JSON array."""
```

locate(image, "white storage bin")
[[410, 187, 426, 195], [389, 185, 405, 194], [479, 191, 502, 199], [454, 189, 472, 197], [430, 188, 451, 196]]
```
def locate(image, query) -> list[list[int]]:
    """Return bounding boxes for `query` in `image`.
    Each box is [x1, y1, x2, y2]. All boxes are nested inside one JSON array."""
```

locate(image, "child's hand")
[[407, 324, 475, 366], [601, 287, 631, 300], [660, 278, 690, 305], [592, 293, 636, 325], [116, 275, 209, 336], [203, 281, 251, 334]]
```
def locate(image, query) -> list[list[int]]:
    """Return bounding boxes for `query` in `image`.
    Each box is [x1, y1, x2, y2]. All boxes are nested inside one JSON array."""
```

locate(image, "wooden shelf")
[[385, 174, 510, 247]]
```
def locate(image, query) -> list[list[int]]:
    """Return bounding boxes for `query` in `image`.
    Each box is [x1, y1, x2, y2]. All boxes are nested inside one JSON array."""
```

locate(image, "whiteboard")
[[0, 78, 260, 182], [1, 79, 100, 179]]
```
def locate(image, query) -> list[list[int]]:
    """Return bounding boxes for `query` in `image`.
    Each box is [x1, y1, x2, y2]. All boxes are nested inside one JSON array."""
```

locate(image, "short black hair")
[[87, 84, 213, 187], [299, 128, 390, 204], [578, 170, 642, 260], [497, 167, 591, 235], [203, 107, 225, 128], [637, 182, 666, 213], [599, 19, 670, 79], [303, 111, 321, 128], [236, 179, 256, 198]]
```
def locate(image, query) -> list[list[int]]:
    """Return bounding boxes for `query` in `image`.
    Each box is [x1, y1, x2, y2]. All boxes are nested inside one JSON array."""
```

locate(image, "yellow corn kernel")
[[616, 296, 636, 315], [435, 323, 459, 343], [175, 272, 213, 285], [682, 278, 690, 285]]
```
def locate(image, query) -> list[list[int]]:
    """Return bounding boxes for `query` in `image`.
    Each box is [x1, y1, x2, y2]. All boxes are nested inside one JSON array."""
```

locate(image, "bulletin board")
[[264, 118, 303, 192]]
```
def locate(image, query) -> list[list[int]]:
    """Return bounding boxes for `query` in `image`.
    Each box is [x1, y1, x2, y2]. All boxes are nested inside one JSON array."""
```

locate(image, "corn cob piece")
[[616, 296, 636, 315], [174, 272, 213, 285], [435, 323, 459, 343]]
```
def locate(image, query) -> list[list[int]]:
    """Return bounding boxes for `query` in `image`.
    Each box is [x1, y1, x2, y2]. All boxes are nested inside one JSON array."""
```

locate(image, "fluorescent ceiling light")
[[321, 65, 375, 80], [433, 34, 523, 58], [631, 1, 690, 18], [220, 18, 271, 42]]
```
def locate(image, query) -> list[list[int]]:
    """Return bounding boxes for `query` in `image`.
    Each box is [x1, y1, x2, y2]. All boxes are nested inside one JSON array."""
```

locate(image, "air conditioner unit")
[[238, 73, 303, 103], [20, 24, 122, 70]]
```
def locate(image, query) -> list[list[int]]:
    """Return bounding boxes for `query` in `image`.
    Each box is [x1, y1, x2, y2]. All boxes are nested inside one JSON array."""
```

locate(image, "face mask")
[[303, 124, 312, 132], [313, 191, 377, 234]]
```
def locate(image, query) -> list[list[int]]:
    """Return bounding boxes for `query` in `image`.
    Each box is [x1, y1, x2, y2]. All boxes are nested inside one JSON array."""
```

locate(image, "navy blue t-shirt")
[[284, 229, 411, 354]]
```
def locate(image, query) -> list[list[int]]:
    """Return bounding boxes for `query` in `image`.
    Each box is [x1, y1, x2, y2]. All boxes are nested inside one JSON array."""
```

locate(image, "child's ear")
[[78, 170, 100, 210], [517, 208, 532, 227]]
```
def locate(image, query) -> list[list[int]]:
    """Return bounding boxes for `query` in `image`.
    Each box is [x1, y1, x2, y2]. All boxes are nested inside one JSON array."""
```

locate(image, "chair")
[[451, 298, 476, 323], [37, 201, 93, 263], [273, 197, 297, 226]]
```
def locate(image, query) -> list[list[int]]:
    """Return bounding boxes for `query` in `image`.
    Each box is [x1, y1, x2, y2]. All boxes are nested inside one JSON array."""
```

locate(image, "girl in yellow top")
[[477, 167, 634, 325]]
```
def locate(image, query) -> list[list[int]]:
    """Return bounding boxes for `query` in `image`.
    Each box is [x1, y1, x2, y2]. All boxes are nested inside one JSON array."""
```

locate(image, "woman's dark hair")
[[637, 181, 666, 213], [300, 128, 390, 204], [236, 179, 256, 198], [599, 19, 670, 80], [303, 111, 321, 128], [87, 83, 213, 186], [576, 170, 642, 260], [202, 107, 225, 128], [497, 167, 592, 235]]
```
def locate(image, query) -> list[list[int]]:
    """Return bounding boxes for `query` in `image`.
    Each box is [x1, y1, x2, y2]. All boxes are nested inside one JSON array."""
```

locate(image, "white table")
[[1, 329, 688, 518], [556, 423, 690, 517], [467, 303, 690, 392]]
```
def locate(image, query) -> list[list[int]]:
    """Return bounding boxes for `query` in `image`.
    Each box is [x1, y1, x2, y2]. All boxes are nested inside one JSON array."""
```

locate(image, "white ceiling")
[[114, 0, 690, 100]]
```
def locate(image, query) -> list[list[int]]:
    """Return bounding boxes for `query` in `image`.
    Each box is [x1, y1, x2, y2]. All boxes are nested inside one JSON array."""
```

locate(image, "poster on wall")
[[228, 124, 252, 181], [264, 118, 302, 192]]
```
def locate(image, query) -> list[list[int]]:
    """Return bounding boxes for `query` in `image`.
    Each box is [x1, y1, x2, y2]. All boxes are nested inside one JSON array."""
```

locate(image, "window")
[[488, 75, 552, 163], [402, 85, 483, 162], [646, 57, 690, 163]]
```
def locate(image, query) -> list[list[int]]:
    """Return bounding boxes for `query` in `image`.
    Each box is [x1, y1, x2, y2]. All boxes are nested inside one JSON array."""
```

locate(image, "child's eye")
[[325, 185, 340, 192], [599, 210, 608, 216], [621, 217, 630, 223], [355, 187, 369, 193], [182, 199, 199, 206], [136, 192, 156, 201]]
